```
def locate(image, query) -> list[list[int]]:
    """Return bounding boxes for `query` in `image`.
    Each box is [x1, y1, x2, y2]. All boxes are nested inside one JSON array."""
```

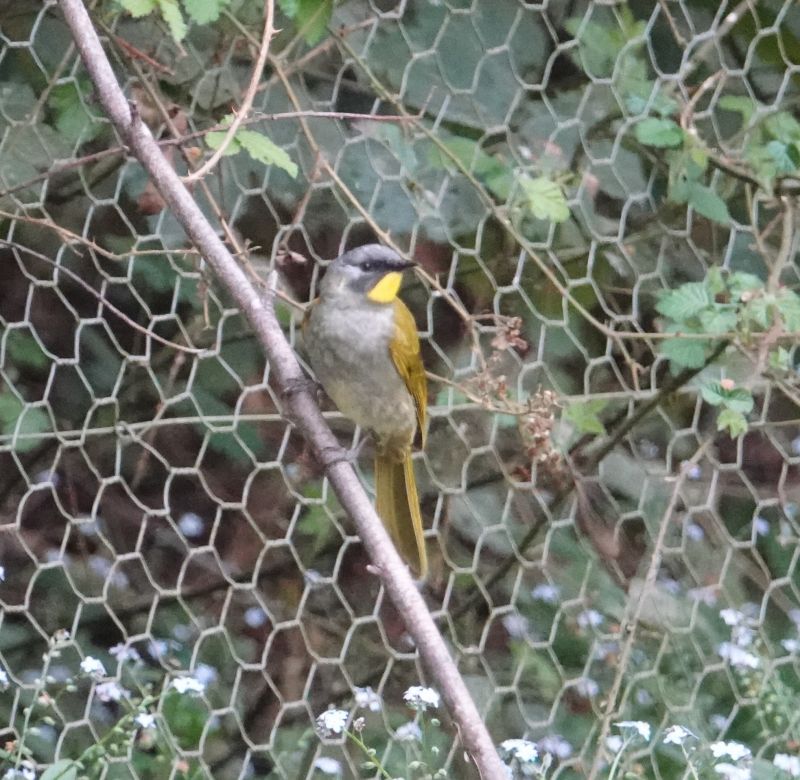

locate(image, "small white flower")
[[109, 644, 141, 663], [663, 725, 695, 745], [395, 721, 422, 742], [0, 566, 5, 581], [171, 676, 205, 695], [577, 609, 604, 629], [689, 586, 719, 606], [686, 522, 705, 540], [178, 512, 204, 538], [403, 686, 440, 711], [194, 664, 217, 686], [0, 670, 9, 689], [531, 583, 560, 604], [95, 681, 128, 702], [244, 607, 268, 628], [576, 678, 599, 698], [353, 686, 381, 712], [782, 639, 800, 653], [774, 754, 800, 777], [685, 463, 702, 480], [135, 713, 156, 729], [615, 721, 651, 741], [500, 739, 538, 764], [502, 613, 530, 639], [790, 609, 800, 627], [710, 714, 729, 731], [754, 517, 770, 536], [316, 709, 348, 737], [148, 639, 169, 658], [714, 763, 751, 780], [711, 741, 751, 761], [538, 734, 572, 759], [720, 609, 746, 626], [605, 735, 623, 754], [312, 757, 342, 776], [80, 656, 106, 679], [718, 643, 760, 669]]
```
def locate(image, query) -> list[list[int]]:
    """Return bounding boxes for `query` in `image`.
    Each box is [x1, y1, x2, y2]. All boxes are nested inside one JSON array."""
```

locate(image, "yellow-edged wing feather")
[[388, 298, 427, 447]]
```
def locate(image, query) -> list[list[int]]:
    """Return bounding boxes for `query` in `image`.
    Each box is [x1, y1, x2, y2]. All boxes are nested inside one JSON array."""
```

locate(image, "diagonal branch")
[[55, 1, 507, 776]]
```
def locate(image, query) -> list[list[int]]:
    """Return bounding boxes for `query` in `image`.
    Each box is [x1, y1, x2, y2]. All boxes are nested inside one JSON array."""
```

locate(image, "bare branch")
[[55, 1, 507, 775]]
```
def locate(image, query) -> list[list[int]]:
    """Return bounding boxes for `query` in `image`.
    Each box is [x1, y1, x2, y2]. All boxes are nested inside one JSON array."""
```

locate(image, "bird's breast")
[[305, 300, 416, 449]]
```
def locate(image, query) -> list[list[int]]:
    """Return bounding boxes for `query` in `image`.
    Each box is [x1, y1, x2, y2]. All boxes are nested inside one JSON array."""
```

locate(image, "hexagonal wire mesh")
[[2, 0, 800, 777]]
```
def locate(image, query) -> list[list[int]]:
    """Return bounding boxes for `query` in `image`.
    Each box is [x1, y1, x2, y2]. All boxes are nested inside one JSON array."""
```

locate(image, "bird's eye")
[[362, 261, 375, 272]]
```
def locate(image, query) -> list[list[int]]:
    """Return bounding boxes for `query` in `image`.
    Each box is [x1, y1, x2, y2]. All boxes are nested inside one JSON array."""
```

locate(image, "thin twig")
[[183, 0, 275, 182], [586, 440, 712, 780], [56, 2, 507, 775]]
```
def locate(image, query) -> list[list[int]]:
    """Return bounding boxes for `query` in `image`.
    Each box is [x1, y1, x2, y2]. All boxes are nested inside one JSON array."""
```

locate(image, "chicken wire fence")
[[1, 0, 800, 777]]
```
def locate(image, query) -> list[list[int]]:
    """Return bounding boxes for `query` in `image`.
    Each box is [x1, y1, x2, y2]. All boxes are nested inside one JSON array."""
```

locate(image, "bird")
[[303, 244, 428, 577]]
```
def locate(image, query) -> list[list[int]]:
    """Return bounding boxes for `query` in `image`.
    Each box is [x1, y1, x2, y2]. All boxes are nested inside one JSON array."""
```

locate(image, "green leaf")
[[519, 176, 570, 223], [718, 95, 755, 122], [717, 408, 748, 437], [294, 0, 333, 45], [634, 117, 683, 148], [277, 0, 298, 17], [157, 0, 187, 41], [699, 307, 737, 334], [41, 761, 78, 780], [183, 0, 228, 24], [119, 0, 157, 16], [728, 272, 764, 298], [563, 400, 607, 435], [778, 290, 800, 331], [236, 130, 298, 177], [656, 282, 711, 322], [48, 83, 103, 146], [770, 347, 791, 371], [205, 129, 241, 156], [661, 337, 709, 369], [686, 183, 730, 224], [764, 140, 800, 174], [701, 382, 753, 414], [765, 111, 800, 142]]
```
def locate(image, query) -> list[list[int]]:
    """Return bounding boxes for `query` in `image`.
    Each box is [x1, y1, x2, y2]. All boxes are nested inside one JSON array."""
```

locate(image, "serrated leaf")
[[519, 175, 570, 223], [41, 761, 78, 780], [687, 183, 730, 224], [157, 0, 187, 41], [183, 0, 228, 24], [699, 307, 737, 334], [656, 282, 711, 322], [564, 400, 607, 435], [294, 0, 333, 45], [634, 117, 683, 148], [724, 388, 754, 414], [119, 0, 157, 16], [236, 130, 298, 177], [717, 408, 748, 437], [661, 337, 709, 369], [743, 296, 771, 329], [700, 382, 726, 407], [728, 272, 764, 297]]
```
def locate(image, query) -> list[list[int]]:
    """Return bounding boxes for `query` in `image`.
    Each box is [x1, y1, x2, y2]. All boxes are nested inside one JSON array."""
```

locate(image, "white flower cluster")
[[403, 685, 440, 711], [315, 709, 348, 738]]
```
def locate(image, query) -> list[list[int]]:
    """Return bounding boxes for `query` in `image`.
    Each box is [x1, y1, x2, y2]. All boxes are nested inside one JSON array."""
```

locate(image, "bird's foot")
[[316, 438, 368, 469]]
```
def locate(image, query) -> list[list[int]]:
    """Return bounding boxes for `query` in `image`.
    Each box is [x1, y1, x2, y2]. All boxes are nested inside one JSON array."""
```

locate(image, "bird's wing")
[[389, 298, 427, 447]]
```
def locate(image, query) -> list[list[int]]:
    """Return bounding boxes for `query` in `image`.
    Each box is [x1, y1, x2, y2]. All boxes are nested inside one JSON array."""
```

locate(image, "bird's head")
[[320, 244, 416, 304]]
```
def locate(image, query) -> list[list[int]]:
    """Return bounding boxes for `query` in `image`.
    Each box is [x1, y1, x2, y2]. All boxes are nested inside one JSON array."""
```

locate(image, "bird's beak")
[[393, 257, 417, 271]]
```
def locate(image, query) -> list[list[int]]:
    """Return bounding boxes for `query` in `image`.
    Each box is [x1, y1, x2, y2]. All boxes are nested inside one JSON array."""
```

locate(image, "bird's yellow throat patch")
[[367, 271, 403, 303]]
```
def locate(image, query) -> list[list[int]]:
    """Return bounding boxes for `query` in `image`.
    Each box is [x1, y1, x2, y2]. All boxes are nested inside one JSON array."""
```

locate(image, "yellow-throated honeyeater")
[[303, 244, 428, 577]]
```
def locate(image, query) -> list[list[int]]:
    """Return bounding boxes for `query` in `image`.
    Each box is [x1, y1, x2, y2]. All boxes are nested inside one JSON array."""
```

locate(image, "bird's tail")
[[374, 451, 427, 578]]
